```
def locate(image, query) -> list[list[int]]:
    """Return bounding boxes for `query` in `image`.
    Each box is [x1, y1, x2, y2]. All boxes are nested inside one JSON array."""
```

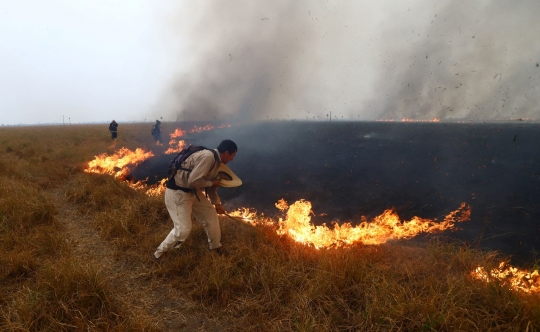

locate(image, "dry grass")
[[0, 124, 539, 331]]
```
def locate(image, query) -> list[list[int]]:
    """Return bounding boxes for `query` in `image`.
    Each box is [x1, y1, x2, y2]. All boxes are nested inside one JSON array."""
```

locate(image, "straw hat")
[[217, 163, 242, 187]]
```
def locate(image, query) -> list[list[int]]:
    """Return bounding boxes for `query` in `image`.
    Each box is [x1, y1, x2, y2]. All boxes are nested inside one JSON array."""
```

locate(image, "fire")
[[274, 199, 470, 248], [471, 262, 540, 293], [85, 147, 154, 179], [231, 199, 470, 249], [376, 118, 441, 123], [164, 125, 225, 154], [401, 118, 440, 123], [189, 124, 215, 132], [229, 208, 259, 224], [164, 128, 187, 154], [165, 140, 187, 155], [145, 178, 167, 196]]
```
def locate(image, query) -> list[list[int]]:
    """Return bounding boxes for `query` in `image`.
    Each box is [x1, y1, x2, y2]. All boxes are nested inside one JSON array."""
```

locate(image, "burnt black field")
[[131, 121, 540, 265]]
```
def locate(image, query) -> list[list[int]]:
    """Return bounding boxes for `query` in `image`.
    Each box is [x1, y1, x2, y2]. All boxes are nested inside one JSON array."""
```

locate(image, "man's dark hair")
[[217, 139, 237, 154]]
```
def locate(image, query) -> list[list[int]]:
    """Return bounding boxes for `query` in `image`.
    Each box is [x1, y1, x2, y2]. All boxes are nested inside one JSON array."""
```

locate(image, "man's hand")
[[215, 204, 226, 215], [211, 179, 221, 187]]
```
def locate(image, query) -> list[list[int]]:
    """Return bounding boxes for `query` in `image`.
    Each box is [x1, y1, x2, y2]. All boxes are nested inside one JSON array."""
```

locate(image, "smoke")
[[374, 0, 540, 121], [159, 0, 540, 122]]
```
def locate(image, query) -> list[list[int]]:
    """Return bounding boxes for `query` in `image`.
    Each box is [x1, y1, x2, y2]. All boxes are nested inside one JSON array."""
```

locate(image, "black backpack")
[[166, 145, 219, 191]]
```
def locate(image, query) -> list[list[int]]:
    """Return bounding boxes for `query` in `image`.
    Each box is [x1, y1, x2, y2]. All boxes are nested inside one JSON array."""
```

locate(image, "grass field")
[[0, 123, 539, 331]]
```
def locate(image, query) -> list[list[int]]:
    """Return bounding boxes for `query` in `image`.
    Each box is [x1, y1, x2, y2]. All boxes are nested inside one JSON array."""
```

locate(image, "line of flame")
[[230, 199, 471, 249], [376, 118, 441, 123], [275, 199, 470, 248], [85, 147, 154, 179]]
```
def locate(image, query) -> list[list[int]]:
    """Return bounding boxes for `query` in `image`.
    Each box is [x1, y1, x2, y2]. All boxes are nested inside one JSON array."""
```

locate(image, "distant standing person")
[[109, 120, 118, 140], [153, 139, 238, 261], [151, 120, 162, 143]]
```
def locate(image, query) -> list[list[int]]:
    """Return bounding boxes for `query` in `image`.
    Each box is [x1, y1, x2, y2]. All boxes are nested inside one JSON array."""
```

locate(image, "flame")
[[164, 125, 225, 154], [376, 118, 441, 123], [230, 199, 470, 249], [274, 199, 470, 248], [401, 118, 440, 123], [471, 262, 540, 293], [229, 208, 259, 224], [145, 178, 167, 196], [85, 147, 154, 179], [189, 124, 215, 132], [165, 140, 187, 155], [170, 128, 186, 138], [164, 129, 187, 154]]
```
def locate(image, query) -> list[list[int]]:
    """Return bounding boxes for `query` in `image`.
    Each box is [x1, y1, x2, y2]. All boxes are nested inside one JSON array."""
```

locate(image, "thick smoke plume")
[[159, 0, 540, 122]]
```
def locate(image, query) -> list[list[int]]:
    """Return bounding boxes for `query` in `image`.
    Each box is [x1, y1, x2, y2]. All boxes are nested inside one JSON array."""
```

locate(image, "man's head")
[[217, 139, 237, 164]]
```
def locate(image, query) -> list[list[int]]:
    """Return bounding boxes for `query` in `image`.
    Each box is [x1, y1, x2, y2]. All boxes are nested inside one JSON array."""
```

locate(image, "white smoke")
[[159, 0, 540, 122]]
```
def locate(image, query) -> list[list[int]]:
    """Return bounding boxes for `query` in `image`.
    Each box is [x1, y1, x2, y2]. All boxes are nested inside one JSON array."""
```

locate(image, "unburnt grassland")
[[0, 123, 539, 331]]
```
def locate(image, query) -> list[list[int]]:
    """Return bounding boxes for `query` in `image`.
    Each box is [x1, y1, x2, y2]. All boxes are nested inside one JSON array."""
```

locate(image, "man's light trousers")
[[155, 188, 221, 258]]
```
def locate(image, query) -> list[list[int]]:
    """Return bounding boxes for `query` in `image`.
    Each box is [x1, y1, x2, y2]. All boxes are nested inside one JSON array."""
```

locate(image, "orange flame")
[[165, 140, 187, 155], [145, 178, 167, 196], [273, 199, 470, 248], [164, 129, 187, 154], [230, 199, 470, 249], [229, 208, 259, 225], [376, 118, 441, 123], [164, 125, 223, 154], [85, 147, 154, 179], [471, 262, 540, 293], [401, 118, 440, 123]]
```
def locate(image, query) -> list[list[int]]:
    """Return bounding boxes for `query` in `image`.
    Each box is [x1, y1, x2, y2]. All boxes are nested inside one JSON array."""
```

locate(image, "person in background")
[[151, 120, 162, 143], [109, 120, 118, 140], [153, 139, 238, 261]]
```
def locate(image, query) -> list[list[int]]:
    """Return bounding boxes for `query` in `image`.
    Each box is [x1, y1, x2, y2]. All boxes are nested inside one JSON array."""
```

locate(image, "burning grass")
[[146, 219, 540, 331], [272, 199, 471, 248], [1, 124, 539, 331]]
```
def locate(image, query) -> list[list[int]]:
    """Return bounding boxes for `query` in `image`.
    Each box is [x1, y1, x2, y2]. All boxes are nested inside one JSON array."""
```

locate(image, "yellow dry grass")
[[0, 123, 539, 331]]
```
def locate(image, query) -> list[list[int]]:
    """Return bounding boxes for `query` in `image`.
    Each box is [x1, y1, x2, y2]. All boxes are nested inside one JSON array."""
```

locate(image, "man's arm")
[[206, 185, 222, 207]]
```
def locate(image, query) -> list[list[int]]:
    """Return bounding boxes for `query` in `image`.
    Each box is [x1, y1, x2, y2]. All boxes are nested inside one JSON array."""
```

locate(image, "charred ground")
[[131, 121, 540, 265]]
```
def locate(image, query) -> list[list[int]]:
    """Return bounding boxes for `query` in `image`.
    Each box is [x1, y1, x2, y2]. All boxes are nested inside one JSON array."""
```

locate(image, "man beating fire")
[[153, 139, 238, 261]]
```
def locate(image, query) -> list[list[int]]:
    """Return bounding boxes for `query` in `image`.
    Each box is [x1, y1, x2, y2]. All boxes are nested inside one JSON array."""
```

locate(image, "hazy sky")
[[1, 0, 539, 125]]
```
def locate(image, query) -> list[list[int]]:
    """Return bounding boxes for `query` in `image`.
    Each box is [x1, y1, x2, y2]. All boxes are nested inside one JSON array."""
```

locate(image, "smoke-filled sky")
[[1, 0, 539, 125]]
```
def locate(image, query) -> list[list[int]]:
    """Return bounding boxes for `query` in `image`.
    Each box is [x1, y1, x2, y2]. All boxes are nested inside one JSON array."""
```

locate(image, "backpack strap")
[[208, 149, 221, 172]]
